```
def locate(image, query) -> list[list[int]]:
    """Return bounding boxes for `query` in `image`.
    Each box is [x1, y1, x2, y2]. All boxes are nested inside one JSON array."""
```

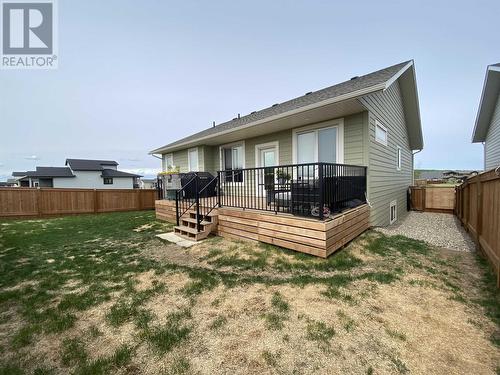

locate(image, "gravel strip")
[[376, 211, 476, 252]]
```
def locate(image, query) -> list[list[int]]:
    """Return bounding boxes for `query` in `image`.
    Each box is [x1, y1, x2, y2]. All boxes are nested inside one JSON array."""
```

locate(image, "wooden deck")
[[155, 199, 370, 258]]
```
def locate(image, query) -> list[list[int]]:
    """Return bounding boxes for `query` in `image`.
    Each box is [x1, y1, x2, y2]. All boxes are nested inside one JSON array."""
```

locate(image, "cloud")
[[0, 163, 4, 167], [122, 168, 160, 178], [24, 155, 40, 161]]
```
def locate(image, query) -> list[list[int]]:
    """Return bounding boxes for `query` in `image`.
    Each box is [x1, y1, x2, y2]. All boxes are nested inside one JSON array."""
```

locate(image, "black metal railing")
[[217, 162, 367, 219], [173, 163, 367, 230], [175, 173, 219, 231], [175, 175, 198, 226]]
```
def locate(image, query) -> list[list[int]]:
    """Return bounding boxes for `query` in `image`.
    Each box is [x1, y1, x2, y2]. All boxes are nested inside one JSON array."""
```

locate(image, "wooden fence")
[[0, 188, 157, 218], [410, 186, 456, 213], [456, 169, 500, 286]]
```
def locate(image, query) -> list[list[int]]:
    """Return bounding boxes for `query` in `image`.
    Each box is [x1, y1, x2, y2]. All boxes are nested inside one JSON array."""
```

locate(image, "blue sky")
[[1, 0, 499, 180]]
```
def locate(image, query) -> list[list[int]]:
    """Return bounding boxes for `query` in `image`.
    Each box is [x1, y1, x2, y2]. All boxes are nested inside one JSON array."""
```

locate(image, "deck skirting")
[[155, 200, 370, 258]]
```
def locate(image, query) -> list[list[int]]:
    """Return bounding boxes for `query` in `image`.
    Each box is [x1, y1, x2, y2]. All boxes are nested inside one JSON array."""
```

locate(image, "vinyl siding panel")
[[359, 82, 413, 227], [344, 112, 368, 166], [485, 93, 500, 170], [245, 129, 293, 168]]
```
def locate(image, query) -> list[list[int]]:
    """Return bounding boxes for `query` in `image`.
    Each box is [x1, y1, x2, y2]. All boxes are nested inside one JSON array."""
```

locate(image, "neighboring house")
[[472, 63, 500, 170], [140, 178, 158, 189], [0, 180, 18, 187], [151, 61, 423, 229], [416, 170, 478, 184], [12, 159, 141, 189]]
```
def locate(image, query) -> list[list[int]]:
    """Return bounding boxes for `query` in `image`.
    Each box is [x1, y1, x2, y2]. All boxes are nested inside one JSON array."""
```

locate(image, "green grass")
[[305, 320, 335, 347], [209, 315, 227, 330], [143, 309, 192, 354]]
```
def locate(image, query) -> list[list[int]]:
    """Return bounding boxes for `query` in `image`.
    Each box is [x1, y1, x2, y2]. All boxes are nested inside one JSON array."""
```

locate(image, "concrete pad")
[[156, 232, 197, 248]]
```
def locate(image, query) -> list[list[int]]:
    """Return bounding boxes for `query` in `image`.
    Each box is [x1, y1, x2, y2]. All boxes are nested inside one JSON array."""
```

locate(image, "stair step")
[[181, 217, 212, 226], [173, 225, 211, 241], [187, 210, 217, 217]]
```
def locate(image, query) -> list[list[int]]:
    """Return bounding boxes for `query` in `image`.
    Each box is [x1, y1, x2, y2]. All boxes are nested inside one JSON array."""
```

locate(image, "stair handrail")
[[197, 174, 220, 231], [175, 175, 198, 226]]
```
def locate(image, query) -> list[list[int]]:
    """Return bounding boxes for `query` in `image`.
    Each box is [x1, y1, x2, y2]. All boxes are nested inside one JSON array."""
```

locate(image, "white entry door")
[[255, 143, 278, 197]]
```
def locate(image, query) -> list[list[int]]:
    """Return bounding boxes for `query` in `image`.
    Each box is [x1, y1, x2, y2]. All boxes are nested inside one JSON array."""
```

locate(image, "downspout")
[[411, 149, 422, 185]]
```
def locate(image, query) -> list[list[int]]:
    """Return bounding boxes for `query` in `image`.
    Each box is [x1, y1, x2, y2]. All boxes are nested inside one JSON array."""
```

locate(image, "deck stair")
[[173, 210, 218, 241]]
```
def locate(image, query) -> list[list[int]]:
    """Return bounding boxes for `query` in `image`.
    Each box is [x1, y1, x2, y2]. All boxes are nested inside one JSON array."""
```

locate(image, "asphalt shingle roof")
[[101, 169, 142, 178], [152, 61, 411, 152], [66, 159, 118, 171], [13, 167, 75, 178]]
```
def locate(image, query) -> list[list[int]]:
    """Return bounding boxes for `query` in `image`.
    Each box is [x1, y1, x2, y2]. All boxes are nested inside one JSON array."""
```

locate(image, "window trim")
[[187, 147, 199, 172], [375, 120, 388, 146], [396, 146, 402, 171], [103, 177, 113, 185], [291, 118, 344, 165], [219, 141, 246, 184], [163, 153, 174, 171], [390, 200, 397, 224]]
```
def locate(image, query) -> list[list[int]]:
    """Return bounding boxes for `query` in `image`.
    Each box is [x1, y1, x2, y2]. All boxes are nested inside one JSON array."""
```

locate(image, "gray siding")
[[359, 82, 413, 227], [485, 93, 500, 170]]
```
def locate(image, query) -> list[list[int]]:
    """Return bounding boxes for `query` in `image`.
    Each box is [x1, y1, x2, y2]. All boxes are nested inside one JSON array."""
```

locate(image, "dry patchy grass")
[[0, 212, 499, 374]]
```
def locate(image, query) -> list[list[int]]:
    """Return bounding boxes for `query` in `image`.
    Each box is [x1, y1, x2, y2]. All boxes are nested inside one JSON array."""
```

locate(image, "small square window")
[[104, 177, 113, 185], [390, 200, 397, 224], [397, 146, 402, 170], [375, 120, 388, 146]]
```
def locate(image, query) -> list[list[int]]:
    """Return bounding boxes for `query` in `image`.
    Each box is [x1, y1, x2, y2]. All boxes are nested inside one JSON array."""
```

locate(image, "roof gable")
[[472, 64, 500, 143], [65, 159, 119, 171]]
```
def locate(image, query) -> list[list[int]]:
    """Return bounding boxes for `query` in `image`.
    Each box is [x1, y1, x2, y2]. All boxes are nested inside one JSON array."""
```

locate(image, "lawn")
[[0, 211, 498, 374]]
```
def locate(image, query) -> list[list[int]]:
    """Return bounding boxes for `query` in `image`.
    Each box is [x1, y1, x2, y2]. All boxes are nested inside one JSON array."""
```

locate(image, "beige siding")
[[244, 129, 293, 168], [344, 112, 368, 166], [485, 94, 500, 170], [172, 149, 188, 172], [359, 82, 413, 227]]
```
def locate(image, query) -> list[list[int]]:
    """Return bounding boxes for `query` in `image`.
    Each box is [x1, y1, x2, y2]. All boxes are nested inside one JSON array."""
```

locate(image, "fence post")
[[476, 177, 483, 244], [36, 188, 42, 217], [93, 189, 98, 213]]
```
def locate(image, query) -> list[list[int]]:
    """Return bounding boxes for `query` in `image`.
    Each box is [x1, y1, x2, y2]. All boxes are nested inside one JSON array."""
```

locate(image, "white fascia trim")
[[472, 67, 500, 142], [383, 61, 414, 91], [150, 85, 385, 155], [488, 65, 500, 73]]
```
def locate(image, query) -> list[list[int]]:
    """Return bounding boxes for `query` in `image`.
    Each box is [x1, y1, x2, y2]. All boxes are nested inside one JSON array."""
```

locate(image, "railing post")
[[217, 172, 221, 208], [318, 163, 324, 220], [195, 175, 200, 232], [175, 190, 179, 226]]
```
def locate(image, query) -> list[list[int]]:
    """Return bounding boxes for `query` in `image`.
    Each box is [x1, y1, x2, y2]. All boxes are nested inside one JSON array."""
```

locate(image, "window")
[[397, 146, 402, 170], [375, 120, 388, 146], [164, 153, 173, 171], [104, 177, 113, 185], [220, 142, 244, 183], [390, 200, 397, 224], [293, 120, 344, 178], [188, 148, 199, 172]]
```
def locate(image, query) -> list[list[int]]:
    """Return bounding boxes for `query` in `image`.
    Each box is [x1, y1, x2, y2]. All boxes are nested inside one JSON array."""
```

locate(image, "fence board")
[[410, 186, 455, 213], [0, 188, 157, 218], [455, 170, 500, 287]]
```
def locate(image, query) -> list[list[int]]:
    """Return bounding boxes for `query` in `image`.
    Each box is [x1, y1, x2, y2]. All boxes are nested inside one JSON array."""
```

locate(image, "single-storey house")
[[151, 61, 423, 257], [472, 63, 500, 171], [13, 159, 141, 189]]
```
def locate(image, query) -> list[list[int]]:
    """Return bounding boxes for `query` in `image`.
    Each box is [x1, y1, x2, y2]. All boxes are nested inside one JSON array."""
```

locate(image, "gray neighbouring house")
[[151, 61, 423, 228], [12, 159, 141, 189], [472, 63, 500, 171]]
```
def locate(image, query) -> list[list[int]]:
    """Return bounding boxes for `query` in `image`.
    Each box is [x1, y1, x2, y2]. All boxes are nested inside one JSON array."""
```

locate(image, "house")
[[472, 63, 500, 170], [0, 180, 18, 188], [415, 170, 478, 184], [140, 178, 158, 189], [12, 159, 141, 189], [150, 61, 423, 257]]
